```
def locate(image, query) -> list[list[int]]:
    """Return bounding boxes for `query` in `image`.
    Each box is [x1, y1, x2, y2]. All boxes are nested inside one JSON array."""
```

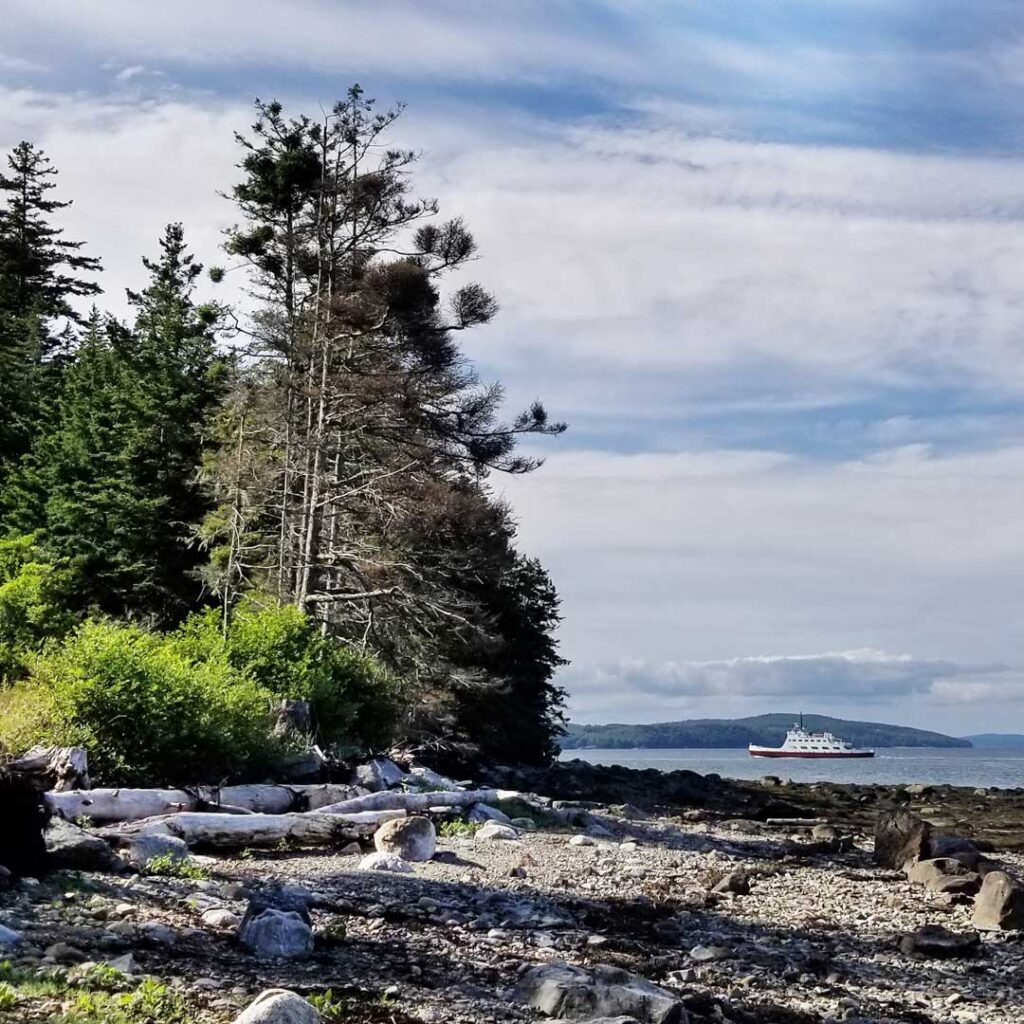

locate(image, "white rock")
[[358, 852, 413, 873], [570, 835, 596, 847], [476, 823, 519, 842], [233, 988, 321, 1024], [407, 766, 460, 791], [202, 908, 242, 930], [373, 816, 436, 862], [469, 803, 513, 825]]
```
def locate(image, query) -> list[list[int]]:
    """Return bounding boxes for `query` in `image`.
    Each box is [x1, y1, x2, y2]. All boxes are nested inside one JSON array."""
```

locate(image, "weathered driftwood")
[[12, 746, 90, 791], [99, 809, 401, 849], [315, 788, 518, 816], [765, 817, 829, 827], [46, 783, 363, 824]]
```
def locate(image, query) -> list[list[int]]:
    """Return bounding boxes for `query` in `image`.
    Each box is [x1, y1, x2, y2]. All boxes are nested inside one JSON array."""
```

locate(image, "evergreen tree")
[[0, 142, 101, 493]]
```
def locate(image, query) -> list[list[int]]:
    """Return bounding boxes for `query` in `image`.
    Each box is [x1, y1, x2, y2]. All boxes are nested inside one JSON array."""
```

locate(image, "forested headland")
[[0, 88, 567, 785], [561, 714, 970, 750]]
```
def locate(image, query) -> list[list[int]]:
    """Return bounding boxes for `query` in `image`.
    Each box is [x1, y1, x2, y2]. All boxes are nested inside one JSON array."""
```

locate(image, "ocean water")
[[559, 747, 1024, 790]]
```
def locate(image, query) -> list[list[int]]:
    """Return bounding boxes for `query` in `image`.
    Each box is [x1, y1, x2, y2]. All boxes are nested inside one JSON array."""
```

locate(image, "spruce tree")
[[0, 142, 101, 493]]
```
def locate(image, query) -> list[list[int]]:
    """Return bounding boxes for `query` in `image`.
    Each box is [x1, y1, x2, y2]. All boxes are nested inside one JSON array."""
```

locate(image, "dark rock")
[[710, 871, 749, 896], [45, 819, 122, 873], [874, 809, 931, 869], [0, 768, 49, 877], [972, 871, 1024, 931], [517, 962, 686, 1024], [928, 835, 981, 869], [898, 925, 980, 959]]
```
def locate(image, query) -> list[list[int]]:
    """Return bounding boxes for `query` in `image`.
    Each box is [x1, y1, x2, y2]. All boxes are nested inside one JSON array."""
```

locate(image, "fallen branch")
[[315, 788, 519, 815], [13, 746, 89, 791], [98, 809, 401, 849]]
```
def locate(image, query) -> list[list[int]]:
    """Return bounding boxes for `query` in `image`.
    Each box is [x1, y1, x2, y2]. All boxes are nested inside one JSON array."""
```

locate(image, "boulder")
[[898, 925, 980, 959], [928, 836, 981, 869], [238, 906, 314, 959], [874, 809, 931, 869], [234, 988, 321, 1024], [906, 858, 981, 896], [45, 818, 122, 873], [469, 803, 513, 825], [476, 822, 519, 842], [353, 757, 405, 792], [358, 852, 413, 873], [0, 924, 22, 948], [517, 962, 686, 1024], [972, 871, 1024, 931], [125, 833, 191, 870], [570, 835, 597, 847], [811, 824, 838, 842], [202, 908, 242, 930], [407, 766, 460, 791], [373, 816, 436, 862], [710, 871, 749, 896], [614, 804, 653, 821]]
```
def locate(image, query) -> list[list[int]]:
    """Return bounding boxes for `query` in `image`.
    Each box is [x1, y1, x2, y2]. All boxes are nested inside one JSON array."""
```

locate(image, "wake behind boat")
[[749, 716, 874, 759]]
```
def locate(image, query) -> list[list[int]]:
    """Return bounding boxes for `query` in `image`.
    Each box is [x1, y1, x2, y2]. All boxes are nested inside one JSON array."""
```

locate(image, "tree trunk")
[[46, 784, 364, 824], [314, 788, 517, 815]]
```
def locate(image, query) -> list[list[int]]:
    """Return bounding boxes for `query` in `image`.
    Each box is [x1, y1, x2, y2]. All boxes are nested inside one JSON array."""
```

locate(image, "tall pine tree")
[[0, 142, 101, 495]]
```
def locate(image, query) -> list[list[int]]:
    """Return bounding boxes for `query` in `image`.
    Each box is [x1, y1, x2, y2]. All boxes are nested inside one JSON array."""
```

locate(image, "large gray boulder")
[[972, 871, 1024, 931], [45, 819, 122, 873], [238, 906, 314, 959], [906, 858, 981, 896], [373, 816, 436, 862], [234, 988, 320, 1024], [124, 833, 191, 870], [874, 809, 931, 869], [928, 835, 981, 869], [353, 757, 405, 792], [517, 962, 687, 1024]]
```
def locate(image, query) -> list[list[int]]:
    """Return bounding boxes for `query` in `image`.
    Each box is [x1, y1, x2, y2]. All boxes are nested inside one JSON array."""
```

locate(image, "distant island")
[[962, 734, 1024, 750], [560, 714, 971, 750]]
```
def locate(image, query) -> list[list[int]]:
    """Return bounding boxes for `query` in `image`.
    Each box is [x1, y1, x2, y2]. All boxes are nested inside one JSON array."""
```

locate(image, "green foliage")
[[0, 982, 15, 1010], [0, 618, 279, 785], [142, 854, 207, 880], [437, 819, 480, 838], [61, 978, 191, 1024], [0, 535, 74, 681], [178, 602, 398, 751]]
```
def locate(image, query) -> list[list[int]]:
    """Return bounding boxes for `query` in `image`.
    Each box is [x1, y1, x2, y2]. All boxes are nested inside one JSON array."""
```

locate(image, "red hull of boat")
[[748, 750, 874, 758]]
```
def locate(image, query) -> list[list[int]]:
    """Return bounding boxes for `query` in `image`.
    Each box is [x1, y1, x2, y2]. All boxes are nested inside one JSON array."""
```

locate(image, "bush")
[[0, 619, 280, 785], [0, 534, 75, 682], [178, 602, 398, 752], [0, 601, 399, 785]]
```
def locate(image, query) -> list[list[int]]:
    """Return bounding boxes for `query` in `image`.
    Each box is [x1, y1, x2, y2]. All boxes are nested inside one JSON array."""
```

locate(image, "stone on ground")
[[874, 809, 931, 869], [202, 907, 242, 929], [476, 822, 519, 842], [353, 757, 405, 792], [234, 988, 321, 1024], [125, 833, 191, 869], [238, 907, 314, 959], [358, 851, 413, 873], [517, 962, 686, 1024], [373, 815, 436, 862], [898, 925, 980, 959], [972, 870, 1024, 931], [0, 924, 21, 948], [45, 818, 123, 873], [906, 858, 981, 895], [710, 871, 749, 895], [469, 803, 512, 825]]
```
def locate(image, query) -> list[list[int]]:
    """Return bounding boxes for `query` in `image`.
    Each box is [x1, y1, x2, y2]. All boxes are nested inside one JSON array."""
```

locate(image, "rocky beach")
[[2, 759, 1024, 1024]]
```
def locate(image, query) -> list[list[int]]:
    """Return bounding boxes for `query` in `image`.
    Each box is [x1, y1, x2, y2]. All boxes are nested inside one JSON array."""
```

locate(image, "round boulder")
[[234, 988, 320, 1024], [373, 816, 436, 862]]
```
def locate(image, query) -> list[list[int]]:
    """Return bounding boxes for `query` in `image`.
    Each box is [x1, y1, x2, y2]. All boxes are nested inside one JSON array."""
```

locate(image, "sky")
[[2, 0, 1024, 735]]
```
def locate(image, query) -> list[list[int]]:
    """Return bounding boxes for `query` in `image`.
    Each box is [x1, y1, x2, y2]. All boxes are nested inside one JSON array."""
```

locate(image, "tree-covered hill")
[[561, 714, 971, 750]]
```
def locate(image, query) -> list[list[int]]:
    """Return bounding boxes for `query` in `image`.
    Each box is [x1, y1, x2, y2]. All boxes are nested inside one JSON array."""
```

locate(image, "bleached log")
[[100, 810, 402, 849], [13, 746, 89, 791], [316, 788, 519, 816], [46, 783, 363, 824]]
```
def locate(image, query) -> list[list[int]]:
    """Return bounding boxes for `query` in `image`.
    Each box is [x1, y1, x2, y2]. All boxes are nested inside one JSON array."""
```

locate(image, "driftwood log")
[[12, 746, 90, 791], [46, 784, 363, 824], [315, 788, 518, 815], [98, 809, 401, 849]]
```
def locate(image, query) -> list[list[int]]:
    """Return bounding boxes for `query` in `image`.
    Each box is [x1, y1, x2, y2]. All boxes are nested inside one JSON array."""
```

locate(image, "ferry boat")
[[748, 716, 874, 759]]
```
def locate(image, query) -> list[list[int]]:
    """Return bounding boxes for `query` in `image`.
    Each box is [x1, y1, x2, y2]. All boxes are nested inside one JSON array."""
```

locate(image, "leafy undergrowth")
[[142, 854, 209, 881], [437, 819, 481, 838], [0, 962, 211, 1024]]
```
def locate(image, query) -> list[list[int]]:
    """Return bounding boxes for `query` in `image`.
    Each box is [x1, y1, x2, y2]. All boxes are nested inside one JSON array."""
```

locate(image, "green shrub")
[[179, 602, 398, 751], [0, 535, 75, 683], [0, 619, 280, 785], [143, 854, 207, 880]]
